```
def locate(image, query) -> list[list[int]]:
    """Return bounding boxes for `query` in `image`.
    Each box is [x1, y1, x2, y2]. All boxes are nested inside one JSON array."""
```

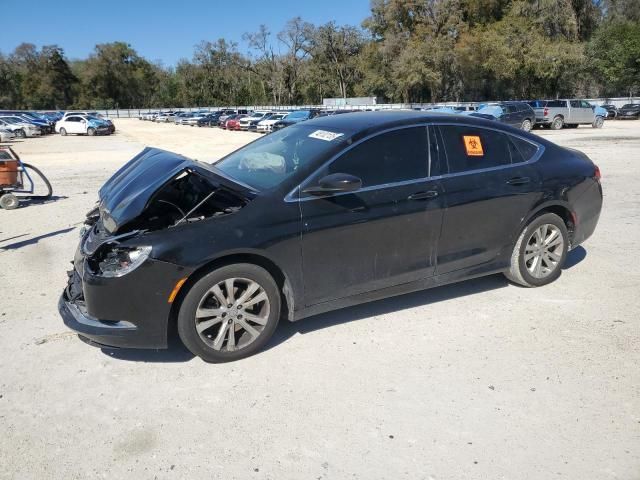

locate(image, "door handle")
[[506, 176, 530, 186], [408, 190, 439, 201]]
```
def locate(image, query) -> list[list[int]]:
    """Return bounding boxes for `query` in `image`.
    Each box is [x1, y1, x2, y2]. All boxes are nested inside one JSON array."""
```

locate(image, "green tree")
[[588, 20, 640, 96]]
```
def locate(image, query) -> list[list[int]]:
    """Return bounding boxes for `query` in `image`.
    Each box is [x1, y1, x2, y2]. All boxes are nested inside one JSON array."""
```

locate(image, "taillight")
[[594, 165, 601, 181], [543, 107, 549, 116]]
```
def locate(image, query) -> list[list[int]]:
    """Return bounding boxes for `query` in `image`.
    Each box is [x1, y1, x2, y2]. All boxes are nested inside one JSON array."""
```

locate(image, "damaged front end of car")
[[59, 147, 255, 349]]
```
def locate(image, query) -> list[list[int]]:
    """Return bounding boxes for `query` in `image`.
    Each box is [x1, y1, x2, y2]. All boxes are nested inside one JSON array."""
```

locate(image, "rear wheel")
[[521, 119, 533, 132], [505, 213, 569, 287], [550, 116, 564, 130], [59, 128, 67, 136], [87, 127, 96, 136], [177, 263, 281, 362]]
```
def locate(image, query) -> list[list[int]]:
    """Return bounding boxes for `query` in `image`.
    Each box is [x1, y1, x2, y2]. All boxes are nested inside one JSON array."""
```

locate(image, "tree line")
[[0, 0, 638, 110]]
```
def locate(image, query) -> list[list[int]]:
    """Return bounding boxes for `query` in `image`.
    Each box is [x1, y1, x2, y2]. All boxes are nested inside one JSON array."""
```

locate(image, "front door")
[[434, 124, 542, 274], [299, 126, 444, 305]]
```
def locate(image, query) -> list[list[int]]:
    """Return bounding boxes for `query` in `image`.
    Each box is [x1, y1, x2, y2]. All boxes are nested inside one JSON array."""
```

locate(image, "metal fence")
[[62, 96, 640, 118]]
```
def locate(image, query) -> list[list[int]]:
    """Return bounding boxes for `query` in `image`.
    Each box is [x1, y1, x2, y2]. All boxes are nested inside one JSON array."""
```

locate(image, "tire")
[[550, 116, 564, 130], [521, 118, 533, 132], [21, 163, 52, 199], [177, 263, 281, 362], [505, 213, 569, 287], [16, 129, 26, 139], [59, 128, 67, 136], [592, 116, 604, 128], [0, 193, 19, 210], [87, 127, 96, 136]]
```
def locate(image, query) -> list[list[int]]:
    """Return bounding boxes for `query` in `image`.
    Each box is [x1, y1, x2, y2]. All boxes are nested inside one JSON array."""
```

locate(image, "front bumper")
[[59, 243, 192, 349]]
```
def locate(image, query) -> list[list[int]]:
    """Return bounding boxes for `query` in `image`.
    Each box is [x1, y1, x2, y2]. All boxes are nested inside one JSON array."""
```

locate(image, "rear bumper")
[[572, 181, 603, 248]]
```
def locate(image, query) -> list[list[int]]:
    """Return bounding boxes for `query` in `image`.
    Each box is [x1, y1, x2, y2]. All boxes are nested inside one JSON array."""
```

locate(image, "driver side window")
[[326, 127, 428, 188]]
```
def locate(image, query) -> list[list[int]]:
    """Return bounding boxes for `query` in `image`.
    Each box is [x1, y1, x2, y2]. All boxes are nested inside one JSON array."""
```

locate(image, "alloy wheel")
[[524, 224, 564, 279], [194, 277, 270, 352]]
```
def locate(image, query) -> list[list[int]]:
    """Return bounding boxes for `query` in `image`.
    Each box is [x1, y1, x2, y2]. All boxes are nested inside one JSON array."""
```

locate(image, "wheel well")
[[167, 253, 293, 331], [536, 205, 575, 242]]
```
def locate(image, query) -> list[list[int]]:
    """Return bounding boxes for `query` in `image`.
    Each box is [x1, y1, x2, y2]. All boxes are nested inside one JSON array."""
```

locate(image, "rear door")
[[434, 124, 542, 274], [299, 126, 444, 305]]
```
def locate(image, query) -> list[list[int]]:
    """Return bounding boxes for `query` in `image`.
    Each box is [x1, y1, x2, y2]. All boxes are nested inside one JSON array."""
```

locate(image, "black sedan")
[[59, 111, 602, 362], [600, 104, 618, 119], [617, 104, 640, 119]]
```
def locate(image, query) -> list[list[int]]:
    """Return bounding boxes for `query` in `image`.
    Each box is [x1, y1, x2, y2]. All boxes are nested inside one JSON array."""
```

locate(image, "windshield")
[[286, 111, 309, 120], [477, 105, 503, 117], [214, 124, 350, 190]]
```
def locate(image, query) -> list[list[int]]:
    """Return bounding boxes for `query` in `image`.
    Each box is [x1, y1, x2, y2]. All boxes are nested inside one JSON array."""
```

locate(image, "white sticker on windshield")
[[308, 130, 344, 141]]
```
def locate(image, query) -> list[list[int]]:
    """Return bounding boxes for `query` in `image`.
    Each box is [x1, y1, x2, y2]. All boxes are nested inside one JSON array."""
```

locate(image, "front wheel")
[[592, 116, 604, 128], [16, 129, 26, 138], [521, 119, 533, 132], [177, 263, 281, 362], [505, 213, 569, 287]]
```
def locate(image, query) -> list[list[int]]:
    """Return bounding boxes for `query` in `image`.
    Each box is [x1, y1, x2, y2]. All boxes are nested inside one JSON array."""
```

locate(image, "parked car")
[[617, 104, 640, 119], [600, 104, 618, 119], [217, 110, 248, 125], [272, 109, 321, 131], [0, 116, 41, 137], [468, 102, 536, 131], [225, 115, 247, 131], [55, 115, 110, 136], [184, 112, 211, 126], [528, 99, 601, 129], [239, 111, 271, 131], [59, 111, 602, 362], [256, 113, 288, 133], [197, 113, 223, 127], [154, 112, 177, 123], [0, 128, 16, 142], [219, 114, 240, 129], [174, 112, 195, 125], [0, 112, 53, 134]]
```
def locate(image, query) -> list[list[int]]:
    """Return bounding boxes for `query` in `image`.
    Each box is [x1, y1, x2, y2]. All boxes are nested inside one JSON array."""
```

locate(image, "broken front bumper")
[[59, 251, 191, 349]]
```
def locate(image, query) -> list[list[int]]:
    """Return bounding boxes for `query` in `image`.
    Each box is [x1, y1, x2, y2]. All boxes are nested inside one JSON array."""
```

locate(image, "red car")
[[225, 115, 247, 131]]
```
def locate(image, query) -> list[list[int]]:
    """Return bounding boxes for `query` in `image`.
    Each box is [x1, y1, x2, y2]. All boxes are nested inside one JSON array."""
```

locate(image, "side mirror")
[[303, 173, 362, 196]]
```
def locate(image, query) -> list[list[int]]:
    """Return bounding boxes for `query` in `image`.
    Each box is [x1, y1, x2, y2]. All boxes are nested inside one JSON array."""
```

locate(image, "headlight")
[[95, 246, 152, 277]]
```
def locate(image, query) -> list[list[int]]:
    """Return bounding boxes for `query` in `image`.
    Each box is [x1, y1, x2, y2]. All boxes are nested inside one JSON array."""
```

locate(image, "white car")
[[0, 116, 41, 137], [256, 113, 288, 133], [55, 115, 110, 136], [0, 128, 16, 142], [239, 111, 271, 131], [154, 112, 178, 122]]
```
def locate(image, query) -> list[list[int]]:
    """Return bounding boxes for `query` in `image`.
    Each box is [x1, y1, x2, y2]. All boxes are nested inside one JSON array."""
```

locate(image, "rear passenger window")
[[438, 126, 511, 174], [328, 127, 428, 187]]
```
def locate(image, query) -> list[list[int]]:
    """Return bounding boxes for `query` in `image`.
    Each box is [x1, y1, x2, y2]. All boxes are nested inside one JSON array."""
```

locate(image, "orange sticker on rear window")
[[463, 135, 484, 156]]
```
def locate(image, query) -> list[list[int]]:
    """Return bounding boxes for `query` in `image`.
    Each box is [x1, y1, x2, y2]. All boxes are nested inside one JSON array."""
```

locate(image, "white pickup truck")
[[528, 99, 604, 129]]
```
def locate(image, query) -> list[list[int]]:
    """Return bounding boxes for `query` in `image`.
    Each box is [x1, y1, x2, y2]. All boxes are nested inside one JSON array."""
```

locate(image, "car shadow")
[[18, 195, 68, 207], [564, 246, 586, 269], [266, 273, 509, 351], [0, 227, 75, 251], [101, 336, 195, 363]]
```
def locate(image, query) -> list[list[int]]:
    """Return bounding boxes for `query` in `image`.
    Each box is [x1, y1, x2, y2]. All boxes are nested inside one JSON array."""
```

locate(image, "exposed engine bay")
[[123, 169, 248, 232]]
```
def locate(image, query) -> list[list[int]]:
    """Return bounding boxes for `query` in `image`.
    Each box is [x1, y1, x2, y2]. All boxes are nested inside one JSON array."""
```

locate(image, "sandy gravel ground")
[[0, 118, 638, 480]]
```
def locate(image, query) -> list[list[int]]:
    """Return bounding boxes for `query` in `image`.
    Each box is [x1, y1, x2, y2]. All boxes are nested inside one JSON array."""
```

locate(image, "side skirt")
[[291, 260, 509, 322]]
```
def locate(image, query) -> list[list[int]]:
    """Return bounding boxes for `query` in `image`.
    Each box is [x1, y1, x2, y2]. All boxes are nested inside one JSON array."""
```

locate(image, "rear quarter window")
[[438, 125, 511, 174], [508, 136, 539, 163]]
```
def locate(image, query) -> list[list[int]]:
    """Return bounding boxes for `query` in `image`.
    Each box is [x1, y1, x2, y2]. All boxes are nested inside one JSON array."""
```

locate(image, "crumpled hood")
[[98, 147, 252, 234]]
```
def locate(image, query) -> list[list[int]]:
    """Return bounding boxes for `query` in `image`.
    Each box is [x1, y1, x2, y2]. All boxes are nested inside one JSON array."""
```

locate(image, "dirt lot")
[[1, 118, 638, 479]]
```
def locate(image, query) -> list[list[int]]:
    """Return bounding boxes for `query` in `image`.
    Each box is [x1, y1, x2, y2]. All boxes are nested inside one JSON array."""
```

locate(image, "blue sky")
[[0, 0, 372, 66]]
